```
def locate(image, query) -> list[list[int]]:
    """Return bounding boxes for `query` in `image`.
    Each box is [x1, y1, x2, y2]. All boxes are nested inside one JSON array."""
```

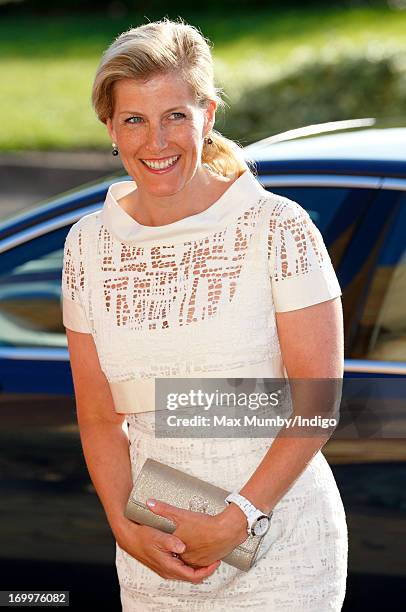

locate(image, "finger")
[[146, 498, 187, 524], [178, 553, 212, 569], [157, 533, 186, 555], [170, 557, 221, 582], [192, 560, 221, 579], [178, 551, 221, 570]]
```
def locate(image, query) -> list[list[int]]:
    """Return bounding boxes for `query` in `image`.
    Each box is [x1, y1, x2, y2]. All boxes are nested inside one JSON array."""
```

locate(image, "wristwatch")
[[225, 492, 272, 537]]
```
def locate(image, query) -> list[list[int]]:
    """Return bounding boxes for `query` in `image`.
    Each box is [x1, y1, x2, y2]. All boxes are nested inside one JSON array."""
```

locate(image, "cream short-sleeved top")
[[61, 169, 342, 414]]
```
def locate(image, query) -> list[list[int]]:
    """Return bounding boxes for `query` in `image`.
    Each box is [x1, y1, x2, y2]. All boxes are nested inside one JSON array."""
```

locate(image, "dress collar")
[[101, 169, 267, 246]]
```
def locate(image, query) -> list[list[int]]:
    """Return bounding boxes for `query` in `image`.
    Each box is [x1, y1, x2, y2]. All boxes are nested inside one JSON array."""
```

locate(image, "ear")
[[204, 99, 217, 137], [106, 117, 117, 143]]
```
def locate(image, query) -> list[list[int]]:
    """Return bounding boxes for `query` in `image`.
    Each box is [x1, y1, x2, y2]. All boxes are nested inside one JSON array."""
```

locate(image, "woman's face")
[[106, 73, 216, 199]]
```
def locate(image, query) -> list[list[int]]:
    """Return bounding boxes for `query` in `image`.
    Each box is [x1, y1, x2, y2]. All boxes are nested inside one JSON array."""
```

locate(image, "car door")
[[333, 181, 406, 609], [259, 173, 406, 610], [0, 211, 120, 608]]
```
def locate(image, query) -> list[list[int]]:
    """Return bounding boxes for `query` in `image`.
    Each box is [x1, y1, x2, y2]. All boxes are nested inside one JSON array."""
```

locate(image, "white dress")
[[62, 169, 348, 611]]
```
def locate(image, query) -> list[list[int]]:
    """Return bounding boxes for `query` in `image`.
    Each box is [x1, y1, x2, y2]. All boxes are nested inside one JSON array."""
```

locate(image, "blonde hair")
[[91, 18, 254, 178]]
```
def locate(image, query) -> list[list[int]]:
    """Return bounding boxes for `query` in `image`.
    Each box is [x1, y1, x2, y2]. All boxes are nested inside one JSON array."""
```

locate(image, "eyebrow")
[[119, 106, 187, 115]]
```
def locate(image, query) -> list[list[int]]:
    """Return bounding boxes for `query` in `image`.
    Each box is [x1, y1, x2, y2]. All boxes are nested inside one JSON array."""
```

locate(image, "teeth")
[[142, 155, 179, 170]]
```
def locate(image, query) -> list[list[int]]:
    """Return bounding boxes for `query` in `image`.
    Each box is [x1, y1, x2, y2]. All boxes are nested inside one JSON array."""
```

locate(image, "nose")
[[144, 122, 167, 154]]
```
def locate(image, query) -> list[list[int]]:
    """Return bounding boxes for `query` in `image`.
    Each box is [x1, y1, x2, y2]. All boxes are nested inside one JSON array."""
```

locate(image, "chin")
[[143, 180, 186, 198]]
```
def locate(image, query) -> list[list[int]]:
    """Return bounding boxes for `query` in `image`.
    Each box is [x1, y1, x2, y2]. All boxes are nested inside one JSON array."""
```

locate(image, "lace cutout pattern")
[[268, 200, 326, 281], [62, 193, 340, 381], [62, 225, 86, 302], [99, 203, 267, 330]]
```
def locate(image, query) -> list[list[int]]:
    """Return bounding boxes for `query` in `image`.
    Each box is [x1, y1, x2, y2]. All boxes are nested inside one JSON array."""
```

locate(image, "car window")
[[265, 185, 348, 230], [0, 229, 67, 348], [350, 192, 406, 362]]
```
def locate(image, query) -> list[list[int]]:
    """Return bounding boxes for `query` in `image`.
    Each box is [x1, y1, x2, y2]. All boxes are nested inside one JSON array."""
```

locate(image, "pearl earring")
[[111, 143, 119, 156]]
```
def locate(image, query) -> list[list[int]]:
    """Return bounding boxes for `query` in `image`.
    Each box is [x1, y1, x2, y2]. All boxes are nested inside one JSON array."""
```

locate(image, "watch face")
[[253, 516, 270, 537]]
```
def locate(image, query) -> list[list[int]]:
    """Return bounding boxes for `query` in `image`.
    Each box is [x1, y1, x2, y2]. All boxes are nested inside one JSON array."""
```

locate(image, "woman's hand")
[[146, 498, 248, 567], [114, 518, 221, 583]]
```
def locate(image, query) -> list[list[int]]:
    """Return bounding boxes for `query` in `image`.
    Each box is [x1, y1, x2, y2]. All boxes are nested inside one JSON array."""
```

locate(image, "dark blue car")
[[1, 119, 405, 611]]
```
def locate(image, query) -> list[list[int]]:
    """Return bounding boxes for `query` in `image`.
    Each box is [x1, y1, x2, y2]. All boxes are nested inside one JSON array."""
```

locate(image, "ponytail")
[[202, 129, 257, 178]]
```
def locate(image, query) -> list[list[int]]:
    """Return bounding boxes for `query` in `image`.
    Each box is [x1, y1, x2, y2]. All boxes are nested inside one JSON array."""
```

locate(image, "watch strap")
[[225, 492, 269, 535]]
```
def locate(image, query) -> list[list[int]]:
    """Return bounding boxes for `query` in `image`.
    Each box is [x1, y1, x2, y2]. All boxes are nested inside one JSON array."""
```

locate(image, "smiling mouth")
[[141, 155, 180, 170]]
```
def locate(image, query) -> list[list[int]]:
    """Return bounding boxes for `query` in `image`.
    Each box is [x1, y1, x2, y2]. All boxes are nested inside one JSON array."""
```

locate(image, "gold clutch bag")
[[124, 458, 264, 571]]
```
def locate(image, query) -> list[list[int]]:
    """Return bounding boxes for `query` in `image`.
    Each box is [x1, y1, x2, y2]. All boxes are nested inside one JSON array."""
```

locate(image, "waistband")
[[109, 358, 288, 414]]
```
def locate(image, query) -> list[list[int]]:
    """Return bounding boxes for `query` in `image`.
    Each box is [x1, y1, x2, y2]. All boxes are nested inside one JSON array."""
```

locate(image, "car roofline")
[[244, 118, 377, 151]]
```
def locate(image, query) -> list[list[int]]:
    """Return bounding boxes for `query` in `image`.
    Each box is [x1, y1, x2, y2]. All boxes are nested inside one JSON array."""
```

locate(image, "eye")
[[170, 112, 186, 120], [125, 116, 143, 124]]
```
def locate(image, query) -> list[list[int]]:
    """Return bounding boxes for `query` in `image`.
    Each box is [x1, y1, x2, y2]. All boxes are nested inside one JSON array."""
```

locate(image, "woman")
[[62, 18, 348, 611]]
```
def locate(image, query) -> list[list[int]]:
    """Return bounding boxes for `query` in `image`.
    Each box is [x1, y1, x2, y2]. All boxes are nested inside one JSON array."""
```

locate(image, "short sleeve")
[[268, 199, 342, 312], [61, 225, 91, 333]]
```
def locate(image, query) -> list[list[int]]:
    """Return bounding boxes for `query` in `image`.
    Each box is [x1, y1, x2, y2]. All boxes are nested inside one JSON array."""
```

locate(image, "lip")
[[141, 155, 180, 161], [140, 155, 181, 174]]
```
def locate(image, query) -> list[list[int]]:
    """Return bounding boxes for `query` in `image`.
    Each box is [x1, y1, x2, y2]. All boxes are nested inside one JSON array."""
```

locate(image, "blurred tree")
[[0, 0, 395, 16]]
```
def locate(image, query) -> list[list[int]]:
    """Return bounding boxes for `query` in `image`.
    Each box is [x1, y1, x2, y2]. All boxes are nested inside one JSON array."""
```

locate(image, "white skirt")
[[116, 413, 348, 611]]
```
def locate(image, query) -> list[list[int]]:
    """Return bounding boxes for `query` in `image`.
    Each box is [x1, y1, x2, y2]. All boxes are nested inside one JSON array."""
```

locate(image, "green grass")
[[2, 6, 406, 151]]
